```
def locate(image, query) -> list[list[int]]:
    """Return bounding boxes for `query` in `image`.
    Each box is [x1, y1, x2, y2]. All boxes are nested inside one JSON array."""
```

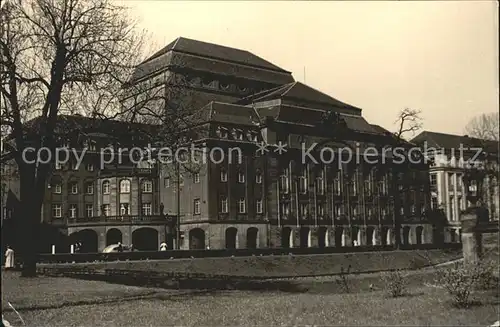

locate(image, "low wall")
[[39, 248, 461, 278]]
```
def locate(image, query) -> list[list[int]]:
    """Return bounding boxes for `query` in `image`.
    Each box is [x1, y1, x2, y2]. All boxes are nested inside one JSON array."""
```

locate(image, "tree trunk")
[[18, 164, 45, 277]]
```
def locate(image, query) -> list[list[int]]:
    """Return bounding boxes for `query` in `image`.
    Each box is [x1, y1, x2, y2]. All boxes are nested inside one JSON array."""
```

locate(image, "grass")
[[2, 267, 499, 327], [41, 249, 462, 278]]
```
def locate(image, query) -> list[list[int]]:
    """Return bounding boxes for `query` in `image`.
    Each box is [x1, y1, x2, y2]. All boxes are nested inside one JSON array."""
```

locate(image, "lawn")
[[2, 269, 499, 326]]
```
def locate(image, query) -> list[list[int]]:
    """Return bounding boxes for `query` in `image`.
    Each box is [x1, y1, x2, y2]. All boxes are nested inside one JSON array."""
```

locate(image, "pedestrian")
[[4, 246, 15, 270]]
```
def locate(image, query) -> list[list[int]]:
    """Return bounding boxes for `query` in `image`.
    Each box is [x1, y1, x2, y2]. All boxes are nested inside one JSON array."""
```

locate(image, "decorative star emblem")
[[256, 142, 269, 155], [274, 141, 288, 155]]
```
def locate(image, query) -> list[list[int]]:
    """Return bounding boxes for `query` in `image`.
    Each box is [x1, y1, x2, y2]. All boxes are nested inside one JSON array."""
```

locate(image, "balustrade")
[[66, 214, 168, 225]]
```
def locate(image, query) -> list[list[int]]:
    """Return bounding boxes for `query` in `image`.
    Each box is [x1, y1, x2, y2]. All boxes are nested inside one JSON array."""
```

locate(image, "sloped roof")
[[252, 104, 381, 135], [411, 131, 499, 153], [237, 82, 362, 112], [130, 37, 294, 84], [20, 115, 159, 143], [144, 37, 290, 73]]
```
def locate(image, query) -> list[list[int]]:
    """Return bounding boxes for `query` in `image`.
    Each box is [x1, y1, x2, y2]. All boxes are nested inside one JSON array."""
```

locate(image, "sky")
[[120, 0, 499, 137]]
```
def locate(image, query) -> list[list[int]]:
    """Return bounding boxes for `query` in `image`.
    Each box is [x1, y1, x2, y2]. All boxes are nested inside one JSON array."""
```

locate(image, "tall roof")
[[411, 131, 499, 154], [144, 37, 290, 73], [237, 81, 362, 114], [130, 37, 294, 84]]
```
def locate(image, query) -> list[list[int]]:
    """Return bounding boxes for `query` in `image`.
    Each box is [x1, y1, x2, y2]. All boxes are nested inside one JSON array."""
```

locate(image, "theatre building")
[[149, 38, 434, 250], [2, 37, 435, 252]]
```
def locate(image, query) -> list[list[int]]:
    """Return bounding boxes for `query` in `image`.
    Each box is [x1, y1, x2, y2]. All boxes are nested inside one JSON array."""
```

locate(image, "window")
[[280, 202, 290, 215], [280, 169, 289, 193], [70, 182, 78, 194], [102, 204, 110, 216], [317, 203, 324, 216], [52, 204, 62, 218], [220, 169, 228, 182], [334, 178, 341, 195], [120, 203, 130, 215], [299, 168, 307, 193], [141, 180, 153, 193], [193, 199, 201, 214], [256, 199, 263, 214], [102, 180, 110, 194], [316, 171, 325, 195], [164, 177, 170, 188], [53, 183, 62, 194], [300, 203, 308, 217], [120, 179, 130, 193], [381, 175, 388, 195], [364, 177, 372, 194], [86, 163, 94, 171], [255, 171, 262, 184], [449, 197, 454, 220], [142, 203, 152, 216], [352, 175, 358, 195], [431, 197, 438, 209], [430, 174, 437, 189], [85, 204, 93, 217], [336, 205, 342, 217], [193, 173, 200, 184], [87, 141, 96, 151], [238, 172, 245, 183], [85, 182, 93, 195], [238, 198, 246, 213], [69, 204, 77, 218], [220, 197, 228, 213]]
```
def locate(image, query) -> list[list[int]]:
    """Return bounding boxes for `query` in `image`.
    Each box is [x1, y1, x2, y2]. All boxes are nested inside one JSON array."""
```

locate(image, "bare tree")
[[0, 0, 146, 276], [394, 108, 423, 141], [464, 112, 499, 142]]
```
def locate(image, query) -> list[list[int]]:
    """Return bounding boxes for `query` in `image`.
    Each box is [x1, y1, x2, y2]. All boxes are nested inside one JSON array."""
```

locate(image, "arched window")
[[102, 180, 110, 194], [255, 170, 262, 184], [120, 179, 130, 193]]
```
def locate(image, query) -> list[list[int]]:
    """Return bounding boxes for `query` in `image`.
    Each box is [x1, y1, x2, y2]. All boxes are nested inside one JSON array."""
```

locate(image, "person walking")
[[4, 246, 15, 270]]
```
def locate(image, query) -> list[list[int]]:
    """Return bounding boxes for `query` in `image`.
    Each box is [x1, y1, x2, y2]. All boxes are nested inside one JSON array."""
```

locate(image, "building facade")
[[2, 37, 437, 252], [412, 131, 499, 243]]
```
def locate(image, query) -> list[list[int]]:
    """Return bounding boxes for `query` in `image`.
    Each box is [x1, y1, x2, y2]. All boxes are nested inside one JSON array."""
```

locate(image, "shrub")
[[381, 269, 408, 297], [438, 260, 497, 308], [473, 260, 499, 291]]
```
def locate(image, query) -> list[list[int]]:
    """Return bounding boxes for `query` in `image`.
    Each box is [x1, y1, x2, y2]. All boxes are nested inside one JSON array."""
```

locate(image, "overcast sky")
[[121, 1, 498, 137]]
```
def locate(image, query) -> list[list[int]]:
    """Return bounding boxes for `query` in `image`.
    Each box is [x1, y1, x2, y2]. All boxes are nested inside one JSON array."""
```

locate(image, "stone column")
[[461, 209, 483, 266]]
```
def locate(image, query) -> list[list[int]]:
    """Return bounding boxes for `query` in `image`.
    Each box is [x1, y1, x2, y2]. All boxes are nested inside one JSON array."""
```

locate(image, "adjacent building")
[[411, 131, 499, 242]]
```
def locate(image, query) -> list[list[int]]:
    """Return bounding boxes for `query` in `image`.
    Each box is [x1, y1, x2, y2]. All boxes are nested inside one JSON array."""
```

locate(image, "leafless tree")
[[394, 108, 423, 141], [464, 112, 499, 142], [0, 0, 147, 276]]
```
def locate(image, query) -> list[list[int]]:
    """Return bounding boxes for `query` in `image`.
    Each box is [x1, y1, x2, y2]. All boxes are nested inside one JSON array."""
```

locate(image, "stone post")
[[460, 207, 486, 266]]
